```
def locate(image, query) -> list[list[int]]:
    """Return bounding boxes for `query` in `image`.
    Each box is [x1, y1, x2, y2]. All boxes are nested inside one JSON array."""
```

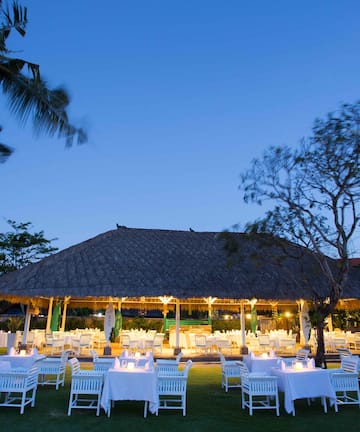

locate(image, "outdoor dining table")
[[100, 366, 158, 417], [0, 353, 46, 369], [272, 366, 336, 415], [244, 355, 281, 374]]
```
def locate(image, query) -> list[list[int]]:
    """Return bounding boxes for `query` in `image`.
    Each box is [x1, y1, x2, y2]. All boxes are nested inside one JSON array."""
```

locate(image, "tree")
[[238, 101, 360, 366], [0, 219, 58, 274], [0, 1, 87, 162]]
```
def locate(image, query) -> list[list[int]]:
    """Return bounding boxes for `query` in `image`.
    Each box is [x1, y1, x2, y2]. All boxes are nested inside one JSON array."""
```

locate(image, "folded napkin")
[[269, 350, 275, 358], [8, 347, 16, 355], [113, 357, 121, 369], [32, 348, 38, 355], [121, 350, 129, 358], [249, 351, 255, 359], [307, 358, 315, 369], [280, 360, 286, 370]]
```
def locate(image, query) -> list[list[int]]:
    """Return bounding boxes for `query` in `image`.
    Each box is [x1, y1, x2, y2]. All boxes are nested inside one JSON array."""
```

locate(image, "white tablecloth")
[[244, 356, 280, 374], [0, 354, 46, 369], [272, 367, 336, 415], [0, 331, 9, 348], [101, 368, 158, 415]]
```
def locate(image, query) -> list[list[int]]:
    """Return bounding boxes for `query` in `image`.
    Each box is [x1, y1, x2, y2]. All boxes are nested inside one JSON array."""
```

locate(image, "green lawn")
[[0, 364, 359, 432]]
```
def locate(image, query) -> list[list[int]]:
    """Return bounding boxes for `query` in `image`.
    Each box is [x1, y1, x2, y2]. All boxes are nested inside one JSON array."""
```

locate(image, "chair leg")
[[20, 392, 26, 415], [68, 394, 73, 416]]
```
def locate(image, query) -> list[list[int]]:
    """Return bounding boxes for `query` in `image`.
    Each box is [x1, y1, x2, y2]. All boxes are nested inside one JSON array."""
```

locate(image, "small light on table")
[[261, 352, 268, 358], [135, 352, 141, 358], [20, 350, 26, 356], [127, 362, 135, 369], [294, 361, 303, 370]]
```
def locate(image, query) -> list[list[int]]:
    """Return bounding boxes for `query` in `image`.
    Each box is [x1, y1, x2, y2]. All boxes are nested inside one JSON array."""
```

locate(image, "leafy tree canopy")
[[237, 101, 360, 366], [0, 219, 58, 274]]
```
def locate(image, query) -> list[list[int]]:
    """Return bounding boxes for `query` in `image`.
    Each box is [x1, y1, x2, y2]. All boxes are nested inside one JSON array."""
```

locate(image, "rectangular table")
[[272, 367, 336, 415], [244, 356, 280, 374], [101, 367, 158, 417], [0, 354, 46, 370]]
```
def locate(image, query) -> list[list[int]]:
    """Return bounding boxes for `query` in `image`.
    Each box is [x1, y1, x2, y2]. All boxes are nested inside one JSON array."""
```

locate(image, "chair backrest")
[[68, 358, 81, 374], [219, 352, 226, 366], [80, 334, 92, 345], [153, 334, 164, 346], [175, 352, 183, 362], [341, 356, 358, 373], [183, 360, 192, 377], [93, 359, 114, 372], [237, 360, 249, 375], [60, 349, 72, 364], [71, 373, 103, 394], [90, 349, 99, 360], [195, 334, 207, 346], [156, 361, 180, 376], [258, 334, 270, 345], [237, 360, 250, 386], [296, 349, 310, 361], [121, 334, 130, 346], [337, 347, 352, 358]]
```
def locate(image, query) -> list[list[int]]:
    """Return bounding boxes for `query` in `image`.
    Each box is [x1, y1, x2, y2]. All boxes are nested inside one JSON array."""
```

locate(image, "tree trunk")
[[314, 319, 327, 368]]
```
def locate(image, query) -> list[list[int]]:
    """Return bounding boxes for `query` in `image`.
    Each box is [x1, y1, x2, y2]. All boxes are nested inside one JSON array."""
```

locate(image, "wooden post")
[[46, 297, 54, 334]]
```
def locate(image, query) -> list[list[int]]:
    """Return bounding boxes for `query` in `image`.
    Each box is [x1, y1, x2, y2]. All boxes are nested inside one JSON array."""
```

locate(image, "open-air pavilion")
[[0, 226, 359, 354]]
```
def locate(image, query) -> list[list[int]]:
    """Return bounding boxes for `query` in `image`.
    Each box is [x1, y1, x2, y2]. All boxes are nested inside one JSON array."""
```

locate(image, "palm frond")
[[0, 1, 28, 52], [0, 142, 13, 162], [1, 64, 86, 145]]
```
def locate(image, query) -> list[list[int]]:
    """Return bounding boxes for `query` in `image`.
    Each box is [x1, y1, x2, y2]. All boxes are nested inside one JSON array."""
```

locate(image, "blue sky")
[[1, 0, 360, 253]]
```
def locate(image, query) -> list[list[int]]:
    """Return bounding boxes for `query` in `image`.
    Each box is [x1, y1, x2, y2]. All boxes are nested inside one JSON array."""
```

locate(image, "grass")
[[0, 364, 359, 432]]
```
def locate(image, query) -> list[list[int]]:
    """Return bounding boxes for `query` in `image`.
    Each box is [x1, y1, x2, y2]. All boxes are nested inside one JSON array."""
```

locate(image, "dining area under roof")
[[0, 227, 359, 356]]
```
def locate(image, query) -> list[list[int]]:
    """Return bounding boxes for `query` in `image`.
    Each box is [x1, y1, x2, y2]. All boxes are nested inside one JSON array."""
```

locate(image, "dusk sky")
[[1, 1, 360, 254]]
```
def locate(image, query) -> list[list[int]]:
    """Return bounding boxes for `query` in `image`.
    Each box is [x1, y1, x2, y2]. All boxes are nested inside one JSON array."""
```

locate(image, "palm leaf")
[[0, 142, 13, 162]]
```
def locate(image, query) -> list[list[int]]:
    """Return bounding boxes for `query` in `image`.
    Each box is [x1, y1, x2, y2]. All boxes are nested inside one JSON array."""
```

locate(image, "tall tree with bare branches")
[[238, 101, 360, 366]]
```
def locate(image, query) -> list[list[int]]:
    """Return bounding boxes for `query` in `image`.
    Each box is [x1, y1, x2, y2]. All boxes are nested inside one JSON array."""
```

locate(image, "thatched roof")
[[0, 227, 359, 308]]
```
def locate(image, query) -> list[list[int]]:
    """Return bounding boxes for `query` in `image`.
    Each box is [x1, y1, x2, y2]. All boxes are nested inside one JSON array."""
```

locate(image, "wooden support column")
[[21, 303, 32, 346], [174, 298, 181, 355], [46, 297, 54, 334], [240, 301, 248, 354], [60, 297, 71, 332]]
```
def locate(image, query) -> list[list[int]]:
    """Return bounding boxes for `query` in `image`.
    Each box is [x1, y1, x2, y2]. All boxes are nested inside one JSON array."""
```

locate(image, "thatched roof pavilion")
[[0, 226, 359, 311]]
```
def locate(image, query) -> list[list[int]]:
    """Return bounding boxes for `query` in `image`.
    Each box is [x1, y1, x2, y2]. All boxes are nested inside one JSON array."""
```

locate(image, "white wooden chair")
[[45, 335, 65, 355], [0, 365, 39, 414], [340, 356, 359, 373], [94, 358, 114, 372], [152, 333, 164, 353], [331, 356, 360, 411], [257, 334, 271, 353], [333, 337, 348, 351], [72, 334, 93, 356], [296, 349, 310, 361], [120, 333, 138, 351], [67, 372, 104, 416], [156, 359, 181, 376], [216, 338, 233, 354], [278, 336, 297, 354], [38, 349, 72, 390], [219, 353, 241, 392], [238, 360, 279, 416], [93, 332, 107, 349], [194, 334, 209, 354], [155, 359, 192, 416]]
